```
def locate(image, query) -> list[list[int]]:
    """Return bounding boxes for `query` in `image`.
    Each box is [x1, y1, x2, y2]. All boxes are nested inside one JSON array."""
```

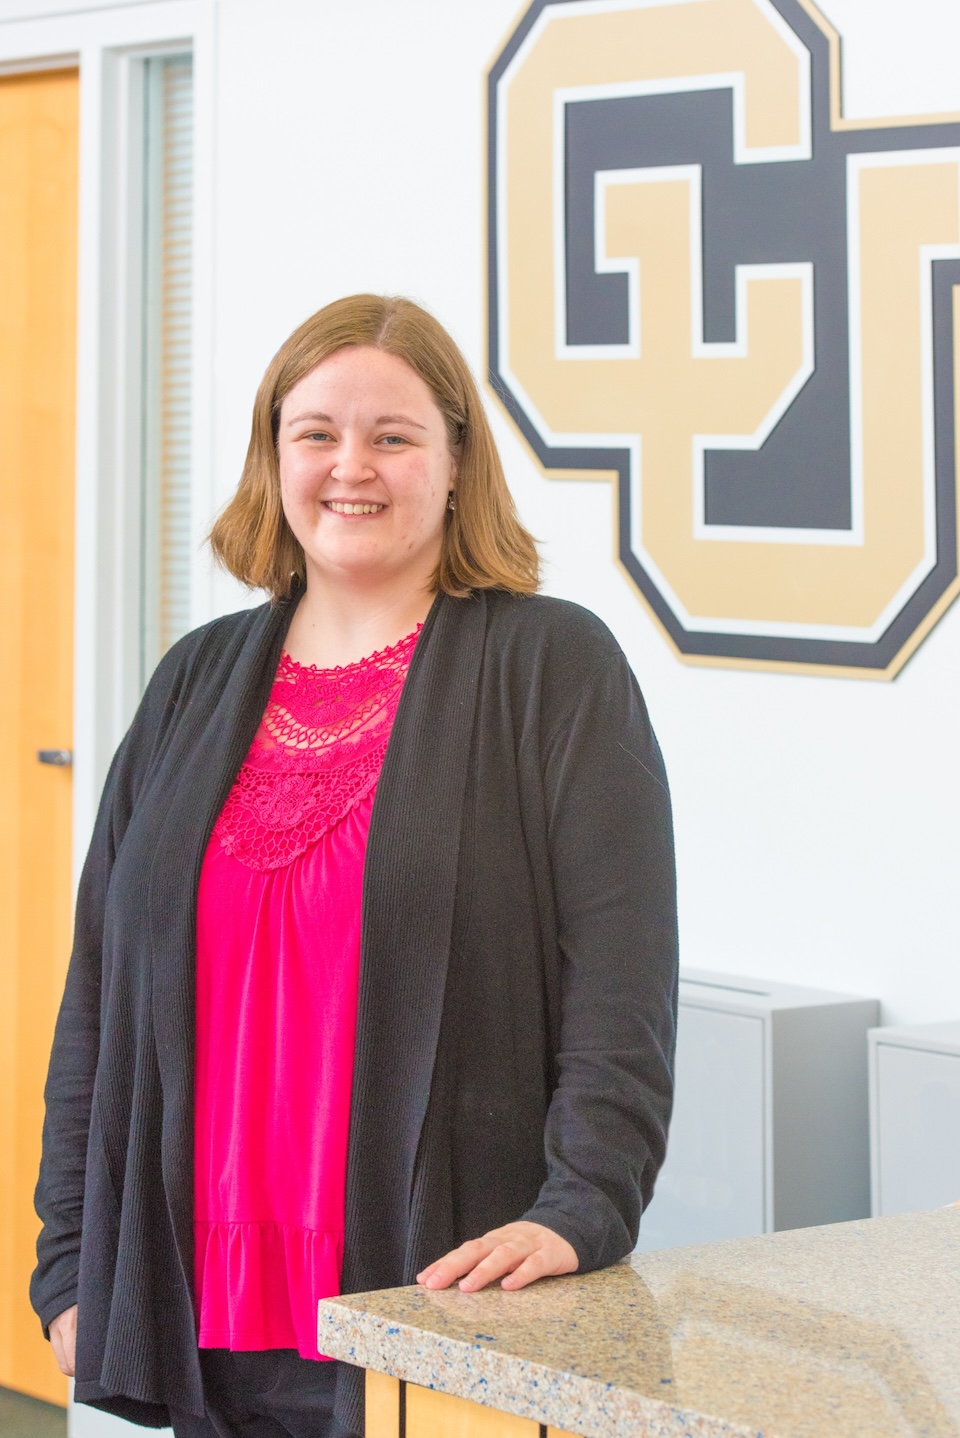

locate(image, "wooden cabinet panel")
[[366, 1370, 401, 1438], [407, 1384, 539, 1438], [366, 1372, 558, 1438]]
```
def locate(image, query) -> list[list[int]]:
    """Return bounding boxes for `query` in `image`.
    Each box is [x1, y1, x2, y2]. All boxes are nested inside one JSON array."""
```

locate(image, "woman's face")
[[277, 345, 456, 594]]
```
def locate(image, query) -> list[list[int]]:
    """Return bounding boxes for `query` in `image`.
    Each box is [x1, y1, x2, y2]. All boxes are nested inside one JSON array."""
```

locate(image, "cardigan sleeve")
[[29, 626, 216, 1333], [30, 738, 132, 1332], [520, 648, 679, 1270]]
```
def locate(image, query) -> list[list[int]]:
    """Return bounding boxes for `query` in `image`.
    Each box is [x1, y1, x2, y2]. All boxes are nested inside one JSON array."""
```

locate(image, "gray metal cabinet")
[[869, 1021, 960, 1217], [636, 969, 879, 1252]]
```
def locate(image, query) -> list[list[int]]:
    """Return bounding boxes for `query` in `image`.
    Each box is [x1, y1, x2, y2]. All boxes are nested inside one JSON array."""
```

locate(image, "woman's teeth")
[[326, 501, 385, 515]]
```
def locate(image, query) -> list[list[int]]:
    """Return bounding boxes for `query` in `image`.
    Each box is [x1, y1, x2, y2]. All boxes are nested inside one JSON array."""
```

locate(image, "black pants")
[[169, 1350, 358, 1438]]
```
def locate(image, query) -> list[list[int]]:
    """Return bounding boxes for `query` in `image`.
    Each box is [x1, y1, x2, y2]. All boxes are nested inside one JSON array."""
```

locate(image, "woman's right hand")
[[49, 1305, 77, 1376]]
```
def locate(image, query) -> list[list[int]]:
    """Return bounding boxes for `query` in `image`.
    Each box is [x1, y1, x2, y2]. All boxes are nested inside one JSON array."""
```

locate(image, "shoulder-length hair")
[[209, 294, 540, 600]]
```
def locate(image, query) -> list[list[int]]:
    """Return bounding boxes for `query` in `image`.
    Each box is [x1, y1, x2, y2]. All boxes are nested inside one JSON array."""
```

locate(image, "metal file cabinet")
[[636, 969, 879, 1252], [869, 1021, 960, 1217]]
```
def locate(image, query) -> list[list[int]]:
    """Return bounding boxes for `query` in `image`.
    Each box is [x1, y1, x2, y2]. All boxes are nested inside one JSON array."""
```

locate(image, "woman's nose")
[[330, 439, 376, 483]]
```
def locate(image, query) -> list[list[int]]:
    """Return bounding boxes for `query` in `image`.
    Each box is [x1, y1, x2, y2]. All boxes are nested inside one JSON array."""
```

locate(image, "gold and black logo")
[[488, 0, 960, 677]]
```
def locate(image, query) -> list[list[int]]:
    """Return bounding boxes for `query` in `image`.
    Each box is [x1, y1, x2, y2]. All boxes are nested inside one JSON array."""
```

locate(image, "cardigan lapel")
[[341, 591, 487, 1298], [147, 595, 297, 1286]]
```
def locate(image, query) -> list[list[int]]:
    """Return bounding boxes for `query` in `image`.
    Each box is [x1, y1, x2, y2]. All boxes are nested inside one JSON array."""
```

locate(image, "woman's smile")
[[322, 500, 387, 515]]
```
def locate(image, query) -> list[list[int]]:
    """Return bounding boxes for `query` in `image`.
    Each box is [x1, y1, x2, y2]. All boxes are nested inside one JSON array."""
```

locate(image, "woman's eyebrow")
[[375, 414, 428, 430], [284, 411, 334, 427], [283, 411, 428, 431]]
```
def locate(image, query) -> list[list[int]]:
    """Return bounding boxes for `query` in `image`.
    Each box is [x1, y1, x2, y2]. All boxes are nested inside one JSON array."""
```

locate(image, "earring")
[[447, 492, 456, 512]]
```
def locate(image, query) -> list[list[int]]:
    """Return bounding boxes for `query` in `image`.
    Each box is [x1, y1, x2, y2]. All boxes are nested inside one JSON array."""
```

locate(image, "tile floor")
[[0, 1386, 66, 1437]]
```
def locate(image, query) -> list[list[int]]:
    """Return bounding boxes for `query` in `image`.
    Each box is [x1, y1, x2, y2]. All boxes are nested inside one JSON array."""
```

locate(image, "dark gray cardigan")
[[31, 588, 678, 1433]]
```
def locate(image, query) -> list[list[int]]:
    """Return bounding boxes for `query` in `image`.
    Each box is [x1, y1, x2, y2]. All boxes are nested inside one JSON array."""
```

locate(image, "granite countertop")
[[317, 1207, 960, 1438]]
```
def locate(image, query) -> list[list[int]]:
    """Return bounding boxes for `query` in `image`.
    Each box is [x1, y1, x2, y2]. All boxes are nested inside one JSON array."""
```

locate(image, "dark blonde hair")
[[209, 294, 540, 599]]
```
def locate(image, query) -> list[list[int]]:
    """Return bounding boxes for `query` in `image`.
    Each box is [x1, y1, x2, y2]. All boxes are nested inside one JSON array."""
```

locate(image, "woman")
[[31, 295, 678, 1437]]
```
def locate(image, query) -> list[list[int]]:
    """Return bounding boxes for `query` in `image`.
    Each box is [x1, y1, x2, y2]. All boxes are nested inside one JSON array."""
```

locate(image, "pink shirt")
[[193, 628, 419, 1359]]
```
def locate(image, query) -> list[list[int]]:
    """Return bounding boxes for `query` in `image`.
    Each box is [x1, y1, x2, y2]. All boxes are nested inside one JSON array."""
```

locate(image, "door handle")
[[37, 749, 73, 767]]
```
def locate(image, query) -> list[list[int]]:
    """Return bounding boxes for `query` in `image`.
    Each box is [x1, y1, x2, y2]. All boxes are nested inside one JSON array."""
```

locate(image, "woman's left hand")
[[416, 1221, 578, 1292]]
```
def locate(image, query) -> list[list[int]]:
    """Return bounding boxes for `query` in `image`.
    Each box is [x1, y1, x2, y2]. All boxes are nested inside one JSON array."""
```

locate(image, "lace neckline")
[[210, 623, 420, 870], [278, 623, 423, 680], [264, 626, 421, 755]]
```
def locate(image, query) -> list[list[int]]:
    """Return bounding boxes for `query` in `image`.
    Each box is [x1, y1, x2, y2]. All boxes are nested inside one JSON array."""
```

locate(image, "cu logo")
[[488, 0, 960, 677]]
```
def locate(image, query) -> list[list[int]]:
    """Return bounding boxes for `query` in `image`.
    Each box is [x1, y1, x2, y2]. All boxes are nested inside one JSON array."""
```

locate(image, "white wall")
[[200, 0, 960, 1027]]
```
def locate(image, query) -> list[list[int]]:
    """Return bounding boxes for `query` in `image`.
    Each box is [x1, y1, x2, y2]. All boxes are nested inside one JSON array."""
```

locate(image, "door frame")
[[0, 0, 215, 866]]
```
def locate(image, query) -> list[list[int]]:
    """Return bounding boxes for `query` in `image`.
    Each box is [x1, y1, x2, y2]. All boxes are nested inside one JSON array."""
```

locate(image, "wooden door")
[[0, 66, 78, 1407]]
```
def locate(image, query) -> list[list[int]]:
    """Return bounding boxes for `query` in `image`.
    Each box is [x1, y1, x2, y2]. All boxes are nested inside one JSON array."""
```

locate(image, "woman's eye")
[[306, 431, 332, 442], [379, 434, 408, 446]]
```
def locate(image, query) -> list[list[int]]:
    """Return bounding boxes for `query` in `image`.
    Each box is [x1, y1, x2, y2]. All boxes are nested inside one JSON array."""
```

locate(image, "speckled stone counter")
[[318, 1207, 960, 1438]]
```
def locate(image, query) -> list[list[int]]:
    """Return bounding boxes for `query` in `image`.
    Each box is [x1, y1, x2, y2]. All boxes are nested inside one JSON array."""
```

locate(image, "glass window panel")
[[141, 53, 193, 684]]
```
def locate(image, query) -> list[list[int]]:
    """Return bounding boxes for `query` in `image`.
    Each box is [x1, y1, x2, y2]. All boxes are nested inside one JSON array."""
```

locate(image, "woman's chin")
[[303, 555, 404, 593], [302, 540, 440, 593]]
